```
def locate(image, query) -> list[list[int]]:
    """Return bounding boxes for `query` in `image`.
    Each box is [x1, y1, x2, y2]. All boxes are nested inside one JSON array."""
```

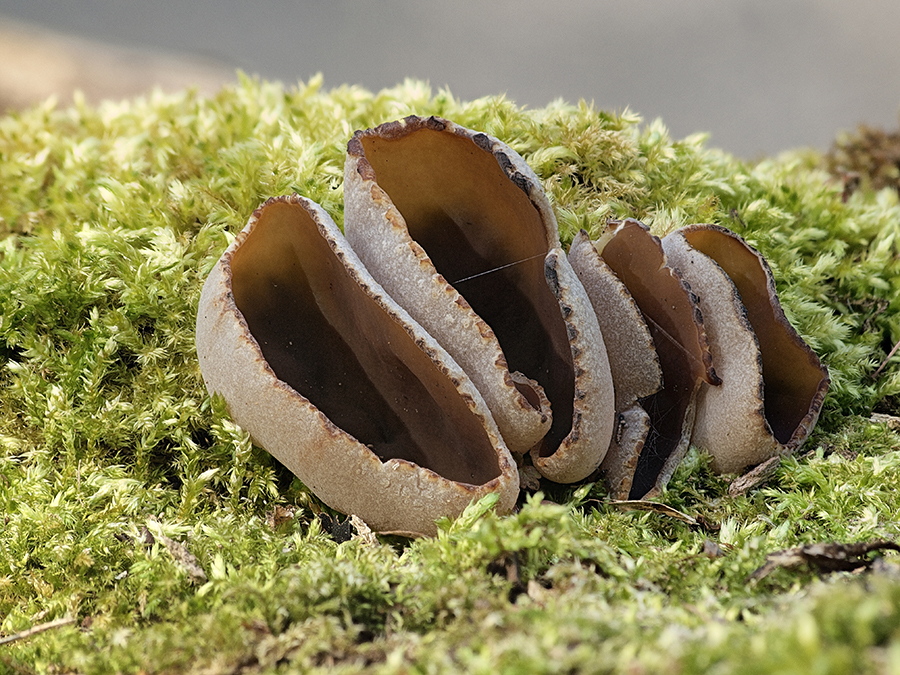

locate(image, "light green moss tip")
[[0, 77, 898, 673]]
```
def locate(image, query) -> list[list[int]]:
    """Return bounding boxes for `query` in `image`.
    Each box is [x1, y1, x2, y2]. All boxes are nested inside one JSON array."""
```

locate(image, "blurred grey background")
[[1, 0, 899, 158]]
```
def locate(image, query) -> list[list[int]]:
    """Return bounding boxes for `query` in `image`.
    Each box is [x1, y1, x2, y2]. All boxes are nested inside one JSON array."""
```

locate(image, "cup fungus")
[[569, 230, 662, 499], [343, 116, 615, 483], [661, 224, 830, 473], [195, 117, 832, 535], [195, 194, 519, 536], [571, 219, 720, 498]]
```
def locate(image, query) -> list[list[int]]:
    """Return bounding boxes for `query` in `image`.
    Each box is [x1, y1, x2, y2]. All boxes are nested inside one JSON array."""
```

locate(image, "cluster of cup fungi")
[[196, 116, 829, 536]]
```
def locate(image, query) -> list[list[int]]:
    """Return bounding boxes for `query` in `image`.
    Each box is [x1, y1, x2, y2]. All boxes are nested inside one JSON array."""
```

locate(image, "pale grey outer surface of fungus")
[[535, 248, 616, 483], [568, 230, 662, 498], [195, 195, 519, 537], [343, 116, 614, 482], [662, 230, 776, 473]]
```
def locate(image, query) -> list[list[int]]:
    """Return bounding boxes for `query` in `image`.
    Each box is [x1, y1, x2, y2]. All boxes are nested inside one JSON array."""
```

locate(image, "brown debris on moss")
[[826, 122, 900, 197]]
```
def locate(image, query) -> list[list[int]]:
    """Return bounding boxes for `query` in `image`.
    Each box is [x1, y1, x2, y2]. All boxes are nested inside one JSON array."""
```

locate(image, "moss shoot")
[[1, 76, 899, 674]]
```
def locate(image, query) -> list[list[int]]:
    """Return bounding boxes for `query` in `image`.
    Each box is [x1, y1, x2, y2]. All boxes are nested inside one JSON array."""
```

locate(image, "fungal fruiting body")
[[661, 224, 830, 473], [195, 194, 518, 536], [571, 219, 829, 497], [343, 116, 615, 483], [570, 219, 720, 498], [195, 116, 831, 535], [568, 230, 662, 499]]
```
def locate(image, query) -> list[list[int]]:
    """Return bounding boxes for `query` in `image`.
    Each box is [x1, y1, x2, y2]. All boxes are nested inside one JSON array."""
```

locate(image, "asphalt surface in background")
[[1, 0, 899, 158]]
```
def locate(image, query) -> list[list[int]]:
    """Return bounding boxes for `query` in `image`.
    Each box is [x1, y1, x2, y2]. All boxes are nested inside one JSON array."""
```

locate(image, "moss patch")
[[1, 76, 899, 674]]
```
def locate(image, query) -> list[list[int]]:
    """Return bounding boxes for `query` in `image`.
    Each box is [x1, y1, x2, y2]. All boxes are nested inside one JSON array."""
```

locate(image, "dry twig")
[[0, 617, 76, 646]]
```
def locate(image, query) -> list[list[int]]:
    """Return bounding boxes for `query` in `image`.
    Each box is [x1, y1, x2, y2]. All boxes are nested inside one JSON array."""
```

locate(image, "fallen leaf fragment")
[[750, 540, 900, 581], [158, 534, 208, 585], [518, 463, 543, 491], [608, 499, 698, 526], [870, 412, 900, 431], [265, 505, 297, 530], [350, 514, 379, 546]]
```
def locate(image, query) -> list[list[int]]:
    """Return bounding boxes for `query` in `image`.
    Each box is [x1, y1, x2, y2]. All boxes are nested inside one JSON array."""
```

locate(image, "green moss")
[[1, 76, 899, 673]]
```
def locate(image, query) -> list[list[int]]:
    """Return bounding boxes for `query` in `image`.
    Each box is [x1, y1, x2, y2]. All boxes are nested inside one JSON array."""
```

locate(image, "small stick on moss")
[[728, 456, 781, 497], [0, 617, 76, 646], [871, 339, 900, 380]]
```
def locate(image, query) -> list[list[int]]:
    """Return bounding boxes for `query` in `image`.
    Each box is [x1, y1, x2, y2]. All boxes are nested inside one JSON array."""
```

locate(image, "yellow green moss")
[[0, 76, 898, 674]]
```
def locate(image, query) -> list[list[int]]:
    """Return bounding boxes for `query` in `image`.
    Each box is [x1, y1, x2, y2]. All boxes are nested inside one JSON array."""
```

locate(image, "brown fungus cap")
[[344, 116, 614, 482], [594, 219, 719, 498], [662, 224, 830, 473], [195, 195, 518, 536]]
